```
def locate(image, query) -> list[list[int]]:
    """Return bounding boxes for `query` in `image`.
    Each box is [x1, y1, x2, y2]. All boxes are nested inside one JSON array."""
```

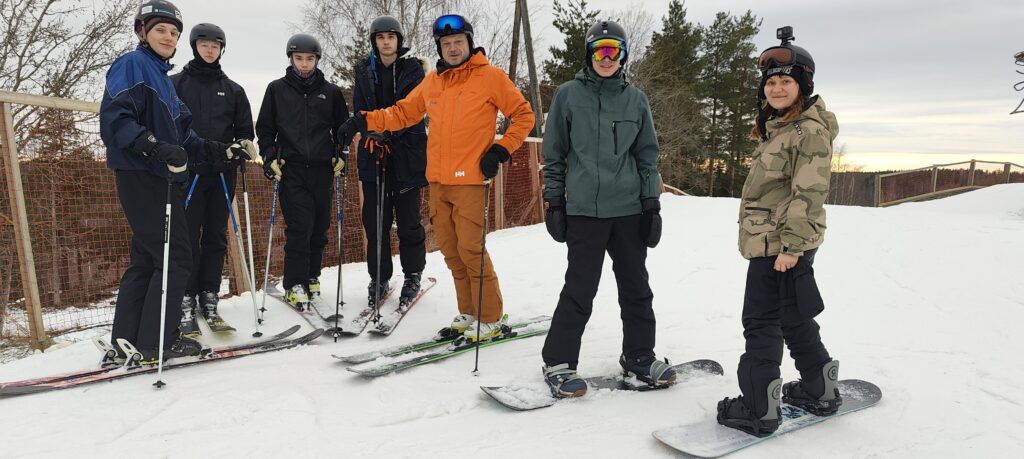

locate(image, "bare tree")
[[606, 2, 653, 75], [0, 0, 135, 148]]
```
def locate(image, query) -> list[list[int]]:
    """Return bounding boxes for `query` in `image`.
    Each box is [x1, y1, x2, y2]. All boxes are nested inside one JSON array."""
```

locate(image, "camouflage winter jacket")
[[738, 96, 837, 259]]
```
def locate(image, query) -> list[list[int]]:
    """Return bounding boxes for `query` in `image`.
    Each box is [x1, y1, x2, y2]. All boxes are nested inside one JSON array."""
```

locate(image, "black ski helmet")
[[190, 23, 225, 49], [585, 20, 628, 64], [134, 0, 183, 34], [432, 14, 474, 57], [757, 26, 815, 102], [370, 15, 404, 51], [286, 33, 322, 58]]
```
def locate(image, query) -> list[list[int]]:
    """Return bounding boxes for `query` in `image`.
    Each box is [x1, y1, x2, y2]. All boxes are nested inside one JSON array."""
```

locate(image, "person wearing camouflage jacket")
[[717, 29, 844, 438]]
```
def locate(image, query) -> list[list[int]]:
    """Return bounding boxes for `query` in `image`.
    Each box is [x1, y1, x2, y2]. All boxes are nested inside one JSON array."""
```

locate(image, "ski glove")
[[332, 157, 345, 176], [207, 140, 252, 165], [263, 159, 284, 181], [545, 197, 567, 243], [238, 139, 260, 165], [363, 133, 391, 161], [336, 112, 367, 147], [130, 132, 187, 173], [640, 198, 662, 248], [479, 144, 510, 179]]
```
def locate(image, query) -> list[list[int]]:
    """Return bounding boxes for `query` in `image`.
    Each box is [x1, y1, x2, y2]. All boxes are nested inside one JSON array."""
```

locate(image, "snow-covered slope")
[[2, 184, 1023, 458]]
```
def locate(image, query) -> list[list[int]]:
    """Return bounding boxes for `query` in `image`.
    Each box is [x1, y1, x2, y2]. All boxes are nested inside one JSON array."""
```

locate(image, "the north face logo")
[[317, 94, 327, 100], [455, 170, 465, 177]]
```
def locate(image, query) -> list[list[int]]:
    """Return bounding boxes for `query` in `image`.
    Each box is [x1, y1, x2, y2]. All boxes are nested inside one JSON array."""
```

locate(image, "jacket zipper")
[[303, 93, 310, 165], [595, 97, 602, 217]]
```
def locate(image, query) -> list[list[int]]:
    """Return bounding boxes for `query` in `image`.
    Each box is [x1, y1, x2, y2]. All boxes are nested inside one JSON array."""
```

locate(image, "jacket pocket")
[[612, 120, 640, 156], [741, 206, 778, 234]]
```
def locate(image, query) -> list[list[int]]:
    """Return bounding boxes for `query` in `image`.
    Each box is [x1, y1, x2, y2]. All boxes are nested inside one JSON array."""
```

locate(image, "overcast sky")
[[160, 0, 1024, 171]]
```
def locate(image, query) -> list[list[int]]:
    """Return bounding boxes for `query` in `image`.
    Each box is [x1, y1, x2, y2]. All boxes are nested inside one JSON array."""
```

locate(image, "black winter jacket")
[[352, 50, 427, 187], [171, 60, 255, 175], [256, 67, 349, 166]]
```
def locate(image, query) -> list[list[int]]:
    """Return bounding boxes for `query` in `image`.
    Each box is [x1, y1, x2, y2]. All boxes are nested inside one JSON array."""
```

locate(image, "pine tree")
[[542, 0, 600, 85]]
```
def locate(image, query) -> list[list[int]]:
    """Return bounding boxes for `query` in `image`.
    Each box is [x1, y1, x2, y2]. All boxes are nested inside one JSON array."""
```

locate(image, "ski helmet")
[[286, 33, 322, 58], [432, 14, 474, 57], [370, 15, 404, 51], [757, 26, 815, 102], [585, 20, 628, 64], [134, 0, 183, 34], [190, 23, 225, 49]]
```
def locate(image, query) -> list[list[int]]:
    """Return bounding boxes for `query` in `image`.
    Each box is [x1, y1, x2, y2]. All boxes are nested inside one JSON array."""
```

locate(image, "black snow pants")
[[279, 165, 333, 289], [184, 170, 235, 296], [360, 163, 425, 282]]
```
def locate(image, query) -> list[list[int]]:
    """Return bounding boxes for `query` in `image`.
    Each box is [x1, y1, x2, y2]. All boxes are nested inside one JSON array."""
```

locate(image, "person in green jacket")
[[716, 27, 842, 437], [538, 20, 675, 398]]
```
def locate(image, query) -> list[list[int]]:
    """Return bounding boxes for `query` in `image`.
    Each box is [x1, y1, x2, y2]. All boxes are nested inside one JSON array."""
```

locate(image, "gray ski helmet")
[[134, 0, 183, 33], [432, 14, 474, 56], [585, 20, 628, 64], [370, 15, 404, 50], [286, 33, 322, 58], [190, 23, 225, 49]]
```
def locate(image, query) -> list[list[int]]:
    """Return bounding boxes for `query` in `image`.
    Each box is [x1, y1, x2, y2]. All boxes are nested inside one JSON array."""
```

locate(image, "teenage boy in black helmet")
[[351, 15, 428, 308], [256, 33, 350, 310], [101, 0, 250, 363], [171, 22, 257, 333], [539, 20, 673, 397]]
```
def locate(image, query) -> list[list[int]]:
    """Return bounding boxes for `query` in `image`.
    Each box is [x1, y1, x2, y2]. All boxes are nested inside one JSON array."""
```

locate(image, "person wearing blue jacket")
[[100, 0, 250, 363]]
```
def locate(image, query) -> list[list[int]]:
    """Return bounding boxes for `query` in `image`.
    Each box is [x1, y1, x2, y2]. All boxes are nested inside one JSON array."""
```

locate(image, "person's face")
[[592, 56, 622, 77], [139, 22, 180, 59], [375, 32, 399, 57], [196, 39, 222, 64], [291, 52, 317, 73], [764, 75, 800, 111], [439, 34, 470, 66]]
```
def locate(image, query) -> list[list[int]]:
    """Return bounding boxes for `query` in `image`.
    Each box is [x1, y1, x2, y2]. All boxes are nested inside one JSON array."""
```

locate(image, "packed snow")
[[2, 184, 1023, 458]]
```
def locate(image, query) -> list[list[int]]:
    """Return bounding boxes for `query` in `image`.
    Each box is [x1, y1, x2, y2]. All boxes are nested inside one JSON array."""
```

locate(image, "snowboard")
[[652, 379, 882, 458], [481, 359, 724, 411]]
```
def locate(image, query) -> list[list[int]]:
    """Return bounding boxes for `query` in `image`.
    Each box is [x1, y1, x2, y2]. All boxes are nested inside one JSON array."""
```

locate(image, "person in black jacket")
[[352, 16, 428, 308], [256, 33, 349, 310], [171, 22, 256, 332]]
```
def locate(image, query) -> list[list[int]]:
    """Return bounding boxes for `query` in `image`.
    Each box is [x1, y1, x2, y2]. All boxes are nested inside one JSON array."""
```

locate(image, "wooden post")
[[1005, 163, 1012, 183], [931, 166, 938, 193], [873, 174, 882, 207], [226, 198, 249, 295], [519, 0, 545, 136], [529, 141, 544, 222], [967, 160, 976, 186], [0, 102, 52, 350], [495, 164, 506, 230]]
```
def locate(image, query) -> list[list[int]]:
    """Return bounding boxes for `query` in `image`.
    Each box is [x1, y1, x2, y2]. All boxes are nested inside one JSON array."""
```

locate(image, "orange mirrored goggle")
[[758, 46, 795, 70], [588, 39, 626, 62]]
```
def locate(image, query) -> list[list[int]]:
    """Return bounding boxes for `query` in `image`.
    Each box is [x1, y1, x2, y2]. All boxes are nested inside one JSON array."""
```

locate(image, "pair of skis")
[[0, 325, 320, 398]]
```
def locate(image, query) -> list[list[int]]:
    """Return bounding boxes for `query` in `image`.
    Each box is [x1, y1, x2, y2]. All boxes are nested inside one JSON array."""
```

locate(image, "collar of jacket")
[[576, 66, 628, 94], [283, 66, 326, 94], [136, 44, 174, 72], [182, 59, 226, 80], [765, 95, 838, 138], [436, 47, 487, 75]]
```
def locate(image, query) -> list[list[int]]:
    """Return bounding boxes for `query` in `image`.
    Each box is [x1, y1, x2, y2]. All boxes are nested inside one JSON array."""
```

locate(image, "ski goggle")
[[758, 46, 795, 70], [588, 39, 625, 62], [433, 14, 467, 37]]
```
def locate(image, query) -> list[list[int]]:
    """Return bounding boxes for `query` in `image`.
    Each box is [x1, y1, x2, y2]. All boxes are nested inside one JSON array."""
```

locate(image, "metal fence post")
[[1, 102, 52, 350]]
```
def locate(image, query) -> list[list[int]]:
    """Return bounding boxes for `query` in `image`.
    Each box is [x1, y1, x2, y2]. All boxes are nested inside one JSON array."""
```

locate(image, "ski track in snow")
[[2, 184, 1024, 457]]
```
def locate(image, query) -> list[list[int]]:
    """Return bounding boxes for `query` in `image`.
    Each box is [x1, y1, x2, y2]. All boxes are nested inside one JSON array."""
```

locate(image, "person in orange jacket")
[[337, 14, 534, 341]]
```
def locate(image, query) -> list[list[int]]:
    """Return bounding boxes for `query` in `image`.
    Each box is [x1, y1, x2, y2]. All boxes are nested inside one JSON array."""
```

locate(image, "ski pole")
[[154, 176, 174, 389], [372, 152, 385, 322], [239, 162, 257, 312], [472, 178, 493, 375], [184, 174, 199, 210], [219, 172, 262, 338], [333, 149, 347, 341], [259, 147, 283, 328]]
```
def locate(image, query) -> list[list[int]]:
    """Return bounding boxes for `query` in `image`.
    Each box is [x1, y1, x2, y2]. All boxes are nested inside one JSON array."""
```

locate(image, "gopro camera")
[[777, 26, 794, 45]]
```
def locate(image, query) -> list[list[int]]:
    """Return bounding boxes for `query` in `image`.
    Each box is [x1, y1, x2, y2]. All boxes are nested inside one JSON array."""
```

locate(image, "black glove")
[[640, 198, 662, 248], [479, 144, 510, 179], [206, 141, 250, 165], [130, 132, 187, 172], [336, 112, 367, 147], [545, 197, 566, 243]]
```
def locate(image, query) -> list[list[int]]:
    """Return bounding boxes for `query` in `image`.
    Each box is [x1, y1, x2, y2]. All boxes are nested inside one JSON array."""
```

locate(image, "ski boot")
[[619, 354, 677, 387], [717, 378, 783, 437], [435, 314, 474, 340], [399, 272, 422, 307], [783, 360, 843, 416], [542, 363, 588, 398], [180, 294, 200, 337], [462, 316, 509, 343], [366, 279, 390, 307], [307, 277, 321, 299], [285, 284, 311, 311], [138, 332, 206, 365], [199, 291, 235, 332]]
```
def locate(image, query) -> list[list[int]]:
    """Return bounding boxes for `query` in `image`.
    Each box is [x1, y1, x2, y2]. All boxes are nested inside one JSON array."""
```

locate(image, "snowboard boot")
[[542, 363, 588, 398], [139, 332, 206, 364], [399, 272, 422, 306], [307, 277, 321, 299], [367, 279, 390, 307], [463, 317, 507, 342], [285, 284, 311, 311], [783, 360, 843, 416], [619, 354, 677, 387], [717, 378, 783, 437], [180, 294, 200, 337]]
